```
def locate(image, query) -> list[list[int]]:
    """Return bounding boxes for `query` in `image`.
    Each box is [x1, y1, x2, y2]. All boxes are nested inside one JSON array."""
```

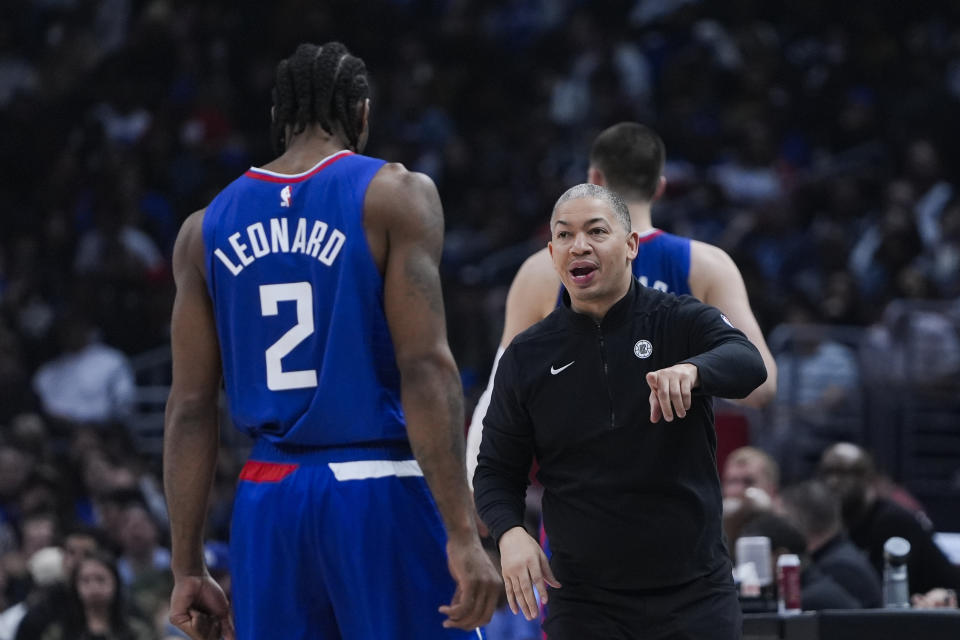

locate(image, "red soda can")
[[777, 553, 802, 614]]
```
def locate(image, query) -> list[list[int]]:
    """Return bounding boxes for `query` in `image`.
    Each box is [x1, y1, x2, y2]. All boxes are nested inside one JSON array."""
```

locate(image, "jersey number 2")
[[259, 282, 318, 391]]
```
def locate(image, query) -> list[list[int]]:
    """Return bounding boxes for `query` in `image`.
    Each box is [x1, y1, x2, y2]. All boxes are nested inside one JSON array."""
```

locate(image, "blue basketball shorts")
[[229, 439, 486, 640]]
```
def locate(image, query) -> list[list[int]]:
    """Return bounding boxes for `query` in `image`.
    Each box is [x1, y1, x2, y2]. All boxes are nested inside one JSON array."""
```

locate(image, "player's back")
[[202, 150, 405, 447]]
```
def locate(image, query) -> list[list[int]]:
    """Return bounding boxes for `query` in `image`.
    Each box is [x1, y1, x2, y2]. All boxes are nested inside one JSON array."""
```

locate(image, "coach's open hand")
[[498, 526, 561, 621], [438, 533, 502, 630], [647, 363, 699, 423], [170, 574, 235, 640]]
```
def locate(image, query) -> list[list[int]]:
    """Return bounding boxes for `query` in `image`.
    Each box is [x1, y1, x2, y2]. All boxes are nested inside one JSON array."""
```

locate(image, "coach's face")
[[549, 197, 638, 321]]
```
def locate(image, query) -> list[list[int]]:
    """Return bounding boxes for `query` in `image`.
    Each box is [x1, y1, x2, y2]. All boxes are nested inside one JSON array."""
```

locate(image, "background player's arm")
[[689, 241, 778, 408], [366, 166, 500, 629], [499, 248, 559, 348], [465, 249, 557, 486], [163, 210, 234, 640]]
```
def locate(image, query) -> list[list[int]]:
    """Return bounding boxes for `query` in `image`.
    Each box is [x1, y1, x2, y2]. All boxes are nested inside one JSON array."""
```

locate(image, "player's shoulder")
[[173, 208, 208, 272], [365, 162, 441, 223], [176, 208, 206, 242], [690, 239, 738, 271], [688, 239, 743, 298], [512, 247, 556, 289], [367, 162, 436, 196]]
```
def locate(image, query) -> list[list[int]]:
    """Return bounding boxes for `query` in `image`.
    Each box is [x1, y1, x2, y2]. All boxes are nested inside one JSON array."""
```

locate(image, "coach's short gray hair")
[[550, 183, 631, 232]]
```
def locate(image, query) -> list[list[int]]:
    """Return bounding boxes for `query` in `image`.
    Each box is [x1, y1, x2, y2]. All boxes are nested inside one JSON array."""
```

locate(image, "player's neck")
[[626, 201, 654, 233], [266, 128, 350, 174]]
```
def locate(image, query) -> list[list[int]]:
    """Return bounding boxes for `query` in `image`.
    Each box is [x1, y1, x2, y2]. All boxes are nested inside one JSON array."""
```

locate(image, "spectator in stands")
[[779, 479, 882, 608], [0, 444, 32, 555], [903, 138, 954, 254], [0, 560, 19, 640], [928, 197, 960, 297], [740, 512, 862, 611], [17, 513, 58, 565], [1, 547, 65, 640], [116, 502, 169, 585], [722, 446, 779, 545], [818, 442, 960, 596], [774, 330, 861, 421], [13, 527, 106, 640], [723, 446, 780, 502], [115, 502, 170, 625], [31, 308, 134, 429], [39, 550, 154, 640]]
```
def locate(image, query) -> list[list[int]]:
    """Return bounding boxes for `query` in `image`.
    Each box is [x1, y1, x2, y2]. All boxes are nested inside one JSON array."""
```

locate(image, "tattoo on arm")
[[404, 251, 445, 316]]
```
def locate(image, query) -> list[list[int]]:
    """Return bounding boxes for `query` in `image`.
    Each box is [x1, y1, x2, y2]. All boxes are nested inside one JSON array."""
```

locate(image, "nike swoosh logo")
[[550, 361, 575, 375]]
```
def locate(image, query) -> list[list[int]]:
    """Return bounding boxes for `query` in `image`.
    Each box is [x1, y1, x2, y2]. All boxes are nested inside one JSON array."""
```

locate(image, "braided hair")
[[270, 42, 370, 154]]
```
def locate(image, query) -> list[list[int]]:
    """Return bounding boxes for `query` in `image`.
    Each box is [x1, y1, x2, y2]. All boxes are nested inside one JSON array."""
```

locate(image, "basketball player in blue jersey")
[[163, 42, 500, 640], [466, 122, 778, 485]]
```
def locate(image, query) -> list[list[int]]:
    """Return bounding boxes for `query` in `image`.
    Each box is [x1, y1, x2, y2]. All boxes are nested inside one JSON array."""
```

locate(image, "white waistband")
[[327, 459, 423, 481]]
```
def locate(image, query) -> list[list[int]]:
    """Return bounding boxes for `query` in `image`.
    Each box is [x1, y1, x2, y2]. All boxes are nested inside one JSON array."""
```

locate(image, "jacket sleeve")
[[473, 344, 534, 543], [676, 298, 767, 399]]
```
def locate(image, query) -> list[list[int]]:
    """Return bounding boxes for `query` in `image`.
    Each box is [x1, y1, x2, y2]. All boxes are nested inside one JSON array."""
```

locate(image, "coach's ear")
[[626, 230, 639, 261]]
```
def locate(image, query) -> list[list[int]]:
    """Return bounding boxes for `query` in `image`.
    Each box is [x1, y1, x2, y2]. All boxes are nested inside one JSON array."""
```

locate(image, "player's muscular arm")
[[164, 210, 234, 640], [499, 249, 560, 347], [165, 210, 221, 577], [367, 165, 499, 629], [690, 242, 778, 408], [368, 166, 473, 536]]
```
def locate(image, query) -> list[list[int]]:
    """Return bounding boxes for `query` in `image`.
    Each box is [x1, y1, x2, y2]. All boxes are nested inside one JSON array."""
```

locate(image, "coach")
[[474, 184, 767, 639]]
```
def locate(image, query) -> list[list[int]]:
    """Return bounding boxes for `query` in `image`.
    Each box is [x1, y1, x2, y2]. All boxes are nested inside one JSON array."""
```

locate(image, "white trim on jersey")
[[327, 459, 423, 481], [246, 150, 353, 178]]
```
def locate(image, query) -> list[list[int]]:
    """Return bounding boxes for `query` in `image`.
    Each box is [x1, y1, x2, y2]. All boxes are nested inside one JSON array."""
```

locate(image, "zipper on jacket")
[[595, 322, 616, 429]]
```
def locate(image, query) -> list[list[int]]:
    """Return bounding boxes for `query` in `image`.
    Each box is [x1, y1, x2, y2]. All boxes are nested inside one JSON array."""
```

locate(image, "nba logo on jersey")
[[280, 185, 292, 208]]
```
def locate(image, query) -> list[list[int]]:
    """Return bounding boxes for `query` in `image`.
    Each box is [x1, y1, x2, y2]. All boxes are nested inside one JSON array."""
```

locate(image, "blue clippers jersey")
[[556, 228, 692, 306], [202, 151, 406, 446], [631, 229, 692, 295]]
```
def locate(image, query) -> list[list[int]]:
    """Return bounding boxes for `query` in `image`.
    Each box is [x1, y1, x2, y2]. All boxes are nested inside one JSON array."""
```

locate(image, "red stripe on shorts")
[[238, 461, 299, 483]]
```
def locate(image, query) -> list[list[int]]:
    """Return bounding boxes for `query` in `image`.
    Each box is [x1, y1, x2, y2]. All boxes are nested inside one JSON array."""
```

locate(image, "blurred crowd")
[[721, 443, 959, 613], [1, 0, 960, 638]]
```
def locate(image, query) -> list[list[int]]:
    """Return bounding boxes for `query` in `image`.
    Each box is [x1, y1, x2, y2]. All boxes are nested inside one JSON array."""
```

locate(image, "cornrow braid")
[[331, 56, 369, 151], [312, 43, 348, 136], [270, 59, 295, 153], [270, 41, 370, 154], [290, 43, 320, 137]]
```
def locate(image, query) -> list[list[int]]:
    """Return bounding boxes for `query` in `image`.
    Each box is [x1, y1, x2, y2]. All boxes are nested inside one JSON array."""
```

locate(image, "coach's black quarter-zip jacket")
[[474, 278, 767, 590]]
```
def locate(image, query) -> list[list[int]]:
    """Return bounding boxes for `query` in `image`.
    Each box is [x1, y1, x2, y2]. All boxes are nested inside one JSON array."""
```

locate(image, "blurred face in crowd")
[[76, 557, 116, 610], [0, 445, 30, 499], [818, 442, 873, 526], [723, 455, 777, 500], [549, 197, 638, 320], [120, 504, 158, 557], [21, 514, 57, 558], [81, 451, 115, 497], [64, 533, 99, 576]]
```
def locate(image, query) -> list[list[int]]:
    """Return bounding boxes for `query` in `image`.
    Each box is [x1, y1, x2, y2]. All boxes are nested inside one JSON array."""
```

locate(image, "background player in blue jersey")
[[163, 42, 500, 640], [466, 122, 778, 484]]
